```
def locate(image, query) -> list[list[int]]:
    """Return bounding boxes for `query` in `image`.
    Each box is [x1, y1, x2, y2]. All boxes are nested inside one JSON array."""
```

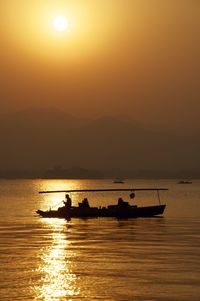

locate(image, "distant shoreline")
[[0, 176, 198, 180], [0, 166, 199, 180]]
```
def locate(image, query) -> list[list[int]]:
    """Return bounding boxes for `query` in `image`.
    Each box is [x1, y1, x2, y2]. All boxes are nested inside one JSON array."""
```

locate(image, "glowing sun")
[[53, 16, 69, 32]]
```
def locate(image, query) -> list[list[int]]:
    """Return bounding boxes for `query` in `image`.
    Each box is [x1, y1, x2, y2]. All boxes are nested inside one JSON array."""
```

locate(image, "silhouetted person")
[[82, 198, 90, 208], [118, 197, 129, 207], [64, 194, 72, 208]]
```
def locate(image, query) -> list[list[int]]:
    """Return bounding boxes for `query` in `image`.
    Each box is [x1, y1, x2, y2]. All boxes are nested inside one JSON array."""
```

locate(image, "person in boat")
[[63, 194, 72, 208], [117, 197, 130, 207], [79, 198, 90, 208]]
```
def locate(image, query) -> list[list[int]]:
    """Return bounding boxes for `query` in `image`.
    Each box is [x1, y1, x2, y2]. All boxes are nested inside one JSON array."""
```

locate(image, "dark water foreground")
[[0, 179, 200, 301]]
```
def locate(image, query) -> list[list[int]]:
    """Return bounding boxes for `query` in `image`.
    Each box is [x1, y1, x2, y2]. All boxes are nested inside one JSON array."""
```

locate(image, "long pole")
[[157, 190, 161, 205]]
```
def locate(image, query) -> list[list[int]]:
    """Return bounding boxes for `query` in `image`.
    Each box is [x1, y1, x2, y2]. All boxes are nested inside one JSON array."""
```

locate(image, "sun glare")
[[53, 16, 69, 32]]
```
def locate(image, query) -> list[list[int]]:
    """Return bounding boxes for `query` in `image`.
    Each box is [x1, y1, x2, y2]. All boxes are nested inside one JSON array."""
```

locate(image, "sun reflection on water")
[[35, 219, 80, 300], [38, 179, 85, 210]]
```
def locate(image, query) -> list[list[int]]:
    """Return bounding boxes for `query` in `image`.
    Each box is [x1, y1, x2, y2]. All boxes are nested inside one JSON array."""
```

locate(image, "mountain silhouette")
[[0, 107, 199, 173]]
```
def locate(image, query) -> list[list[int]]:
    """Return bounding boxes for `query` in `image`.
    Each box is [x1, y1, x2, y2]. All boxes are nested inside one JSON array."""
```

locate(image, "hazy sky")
[[0, 1, 199, 131]]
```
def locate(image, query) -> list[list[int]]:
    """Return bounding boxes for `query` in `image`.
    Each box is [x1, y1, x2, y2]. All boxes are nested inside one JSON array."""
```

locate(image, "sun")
[[53, 16, 69, 32]]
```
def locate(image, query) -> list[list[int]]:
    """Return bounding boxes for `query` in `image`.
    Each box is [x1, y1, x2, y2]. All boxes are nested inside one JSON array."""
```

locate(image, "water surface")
[[0, 179, 200, 300]]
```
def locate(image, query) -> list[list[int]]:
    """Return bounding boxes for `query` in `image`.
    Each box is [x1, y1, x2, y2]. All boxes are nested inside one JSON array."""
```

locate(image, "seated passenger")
[[79, 198, 90, 208], [117, 197, 129, 207], [82, 198, 90, 208]]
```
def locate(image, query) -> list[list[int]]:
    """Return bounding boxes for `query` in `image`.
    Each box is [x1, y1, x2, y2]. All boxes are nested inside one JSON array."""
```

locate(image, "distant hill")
[[0, 107, 200, 174]]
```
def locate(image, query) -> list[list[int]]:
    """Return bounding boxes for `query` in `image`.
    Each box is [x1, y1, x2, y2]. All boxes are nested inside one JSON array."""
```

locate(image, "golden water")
[[0, 179, 200, 300]]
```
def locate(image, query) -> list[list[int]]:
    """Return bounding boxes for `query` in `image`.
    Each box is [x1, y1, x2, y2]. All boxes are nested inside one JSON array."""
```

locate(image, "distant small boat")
[[36, 188, 167, 219], [113, 178, 124, 184], [178, 180, 192, 184]]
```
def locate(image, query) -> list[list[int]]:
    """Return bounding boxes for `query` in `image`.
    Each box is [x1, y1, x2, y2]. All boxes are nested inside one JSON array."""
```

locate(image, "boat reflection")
[[35, 219, 80, 300]]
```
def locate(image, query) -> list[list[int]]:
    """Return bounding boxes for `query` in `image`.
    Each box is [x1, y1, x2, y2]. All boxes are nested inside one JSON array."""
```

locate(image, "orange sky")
[[0, 1, 199, 131]]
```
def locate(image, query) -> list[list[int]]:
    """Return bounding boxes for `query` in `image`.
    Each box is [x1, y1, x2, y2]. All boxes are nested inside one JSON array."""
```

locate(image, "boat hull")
[[36, 204, 166, 219]]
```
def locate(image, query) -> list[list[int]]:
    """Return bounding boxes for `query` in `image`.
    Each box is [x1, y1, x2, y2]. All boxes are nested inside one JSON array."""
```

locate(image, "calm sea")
[[0, 179, 200, 301]]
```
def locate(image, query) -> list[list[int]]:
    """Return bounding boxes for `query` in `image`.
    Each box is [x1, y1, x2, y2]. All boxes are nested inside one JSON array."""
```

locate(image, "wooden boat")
[[36, 188, 167, 219]]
